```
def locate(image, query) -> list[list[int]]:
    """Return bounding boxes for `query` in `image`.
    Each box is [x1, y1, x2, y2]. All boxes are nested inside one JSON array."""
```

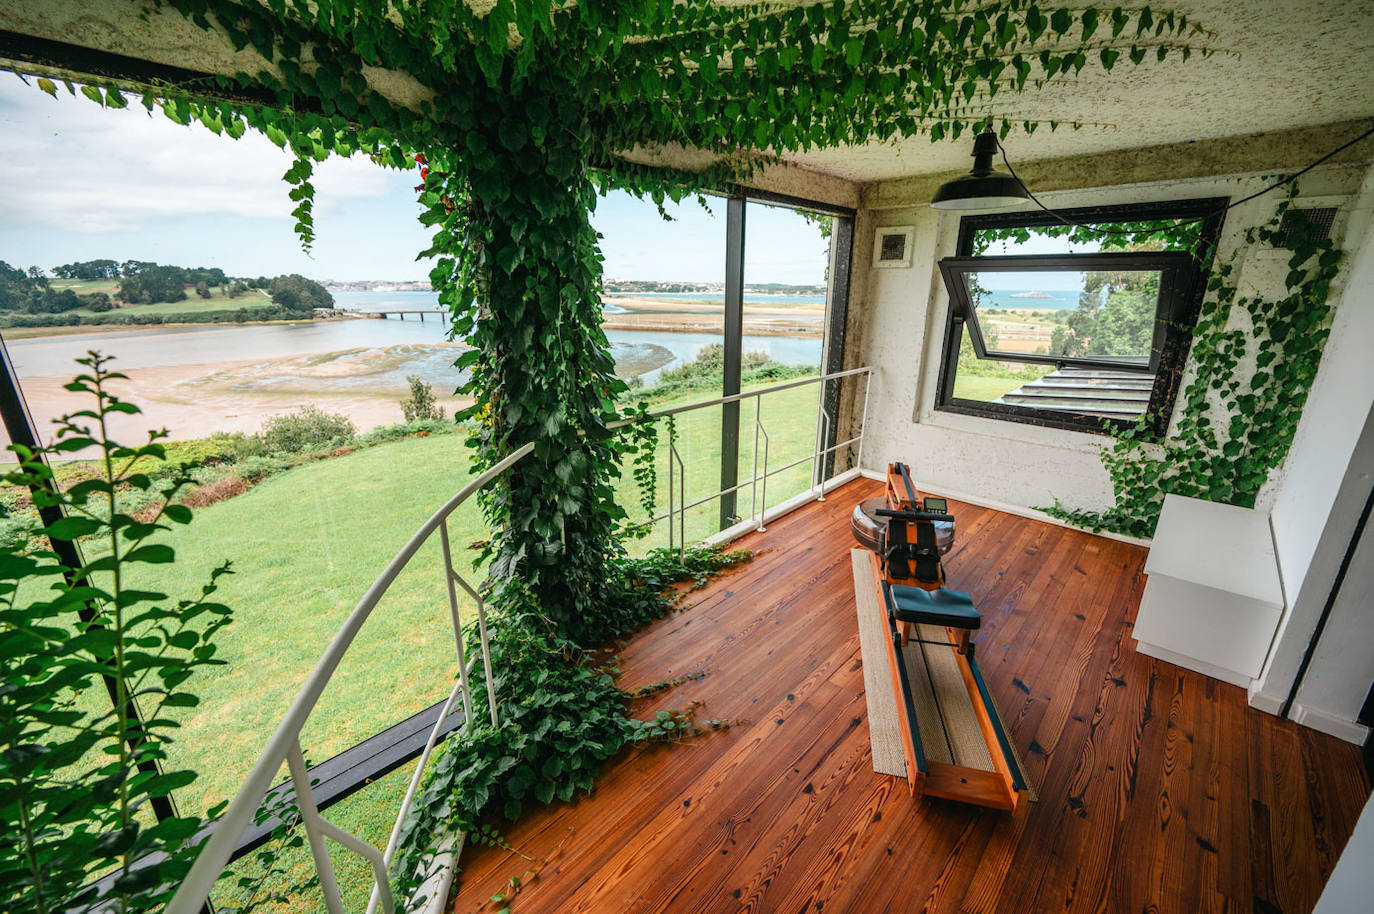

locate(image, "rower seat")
[[888, 585, 981, 630]]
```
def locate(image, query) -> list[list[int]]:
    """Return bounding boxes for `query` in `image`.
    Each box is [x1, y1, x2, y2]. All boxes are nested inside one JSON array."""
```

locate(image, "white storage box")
[[1133, 494, 1285, 687]]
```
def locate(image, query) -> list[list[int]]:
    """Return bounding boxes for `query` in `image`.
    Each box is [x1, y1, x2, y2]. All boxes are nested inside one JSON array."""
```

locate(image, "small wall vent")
[[1272, 207, 1338, 247]]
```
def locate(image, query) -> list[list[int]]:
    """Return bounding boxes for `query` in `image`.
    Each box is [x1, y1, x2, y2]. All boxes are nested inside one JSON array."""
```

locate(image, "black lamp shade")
[[930, 128, 1032, 211]]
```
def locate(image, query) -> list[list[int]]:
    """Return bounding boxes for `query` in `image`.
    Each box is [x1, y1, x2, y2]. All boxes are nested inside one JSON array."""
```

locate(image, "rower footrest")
[[888, 585, 981, 630]]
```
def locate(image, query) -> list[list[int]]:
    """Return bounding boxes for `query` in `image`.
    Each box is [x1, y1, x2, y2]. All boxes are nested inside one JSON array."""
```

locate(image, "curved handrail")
[[168, 364, 875, 913], [168, 441, 535, 914]]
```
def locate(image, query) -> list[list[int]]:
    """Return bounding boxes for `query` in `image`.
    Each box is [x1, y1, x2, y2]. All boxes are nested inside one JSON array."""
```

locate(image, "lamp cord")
[[995, 121, 1374, 236]]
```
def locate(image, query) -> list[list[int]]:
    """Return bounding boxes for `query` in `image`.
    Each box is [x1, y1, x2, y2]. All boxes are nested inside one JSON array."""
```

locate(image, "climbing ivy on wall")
[[1028, 193, 1344, 538]]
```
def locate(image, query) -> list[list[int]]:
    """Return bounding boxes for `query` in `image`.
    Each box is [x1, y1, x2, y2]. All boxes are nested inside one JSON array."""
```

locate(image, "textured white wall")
[[1314, 792, 1374, 914], [1269, 177, 1374, 593], [1251, 182, 1374, 735], [850, 164, 1371, 528]]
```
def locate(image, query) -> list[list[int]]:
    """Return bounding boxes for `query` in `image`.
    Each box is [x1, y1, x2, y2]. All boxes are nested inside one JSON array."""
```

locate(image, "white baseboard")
[[857, 468, 1152, 548], [1135, 640, 1253, 688], [1290, 704, 1371, 745], [1247, 686, 1287, 716]]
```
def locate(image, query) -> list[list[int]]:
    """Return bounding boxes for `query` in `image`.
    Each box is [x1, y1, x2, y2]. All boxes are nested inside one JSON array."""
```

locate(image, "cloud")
[[0, 79, 400, 234]]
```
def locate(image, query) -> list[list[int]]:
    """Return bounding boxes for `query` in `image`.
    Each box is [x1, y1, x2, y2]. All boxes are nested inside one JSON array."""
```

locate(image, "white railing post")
[[856, 370, 872, 473], [287, 740, 347, 914], [367, 675, 466, 914], [669, 440, 685, 560], [756, 418, 770, 533], [667, 420, 676, 553], [750, 393, 762, 522], [451, 571, 498, 728], [811, 374, 828, 493], [815, 410, 831, 501], [438, 521, 475, 725]]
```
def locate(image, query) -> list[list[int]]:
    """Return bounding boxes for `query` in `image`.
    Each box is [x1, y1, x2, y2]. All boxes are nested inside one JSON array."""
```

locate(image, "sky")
[[0, 78, 829, 285]]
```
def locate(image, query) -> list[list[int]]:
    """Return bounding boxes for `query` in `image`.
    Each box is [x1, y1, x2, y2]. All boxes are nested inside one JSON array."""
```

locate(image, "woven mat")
[[851, 549, 1037, 800]]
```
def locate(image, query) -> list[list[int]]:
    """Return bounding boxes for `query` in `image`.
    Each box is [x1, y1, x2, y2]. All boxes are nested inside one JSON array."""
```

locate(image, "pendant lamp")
[[930, 127, 1032, 211]]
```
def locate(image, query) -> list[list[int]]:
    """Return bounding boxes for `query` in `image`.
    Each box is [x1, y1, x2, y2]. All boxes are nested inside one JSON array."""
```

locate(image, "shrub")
[[260, 405, 357, 454], [235, 454, 293, 482], [400, 374, 443, 423], [181, 475, 252, 508], [358, 418, 452, 446], [208, 430, 270, 460]]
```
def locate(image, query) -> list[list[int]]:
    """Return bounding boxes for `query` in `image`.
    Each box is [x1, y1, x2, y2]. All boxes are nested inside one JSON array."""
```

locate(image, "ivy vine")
[[1034, 191, 1343, 537]]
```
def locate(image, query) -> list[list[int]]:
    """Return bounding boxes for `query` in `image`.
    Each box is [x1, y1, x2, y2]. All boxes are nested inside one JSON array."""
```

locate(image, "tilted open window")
[[934, 199, 1226, 437]]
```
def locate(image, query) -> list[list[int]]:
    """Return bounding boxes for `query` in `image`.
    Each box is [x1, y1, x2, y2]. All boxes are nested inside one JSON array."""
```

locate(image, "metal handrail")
[[168, 442, 535, 914], [169, 364, 873, 913], [621, 366, 873, 549], [605, 364, 872, 429]]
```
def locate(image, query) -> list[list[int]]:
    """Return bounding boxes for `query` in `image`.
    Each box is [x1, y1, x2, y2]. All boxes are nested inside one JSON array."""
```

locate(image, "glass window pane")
[[965, 269, 1162, 366]]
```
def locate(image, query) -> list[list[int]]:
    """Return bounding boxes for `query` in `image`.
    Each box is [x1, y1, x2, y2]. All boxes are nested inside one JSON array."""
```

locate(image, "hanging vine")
[[1034, 191, 1344, 537]]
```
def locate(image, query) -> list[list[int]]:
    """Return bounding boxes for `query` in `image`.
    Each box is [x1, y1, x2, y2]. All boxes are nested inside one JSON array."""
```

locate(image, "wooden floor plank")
[[450, 478, 1370, 914]]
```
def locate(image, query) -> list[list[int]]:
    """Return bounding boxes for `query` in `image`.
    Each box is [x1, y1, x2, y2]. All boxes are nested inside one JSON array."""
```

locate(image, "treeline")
[[0, 260, 334, 328], [0, 262, 112, 314], [0, 305, 320, 329], [117, 263, 229, 304], [605, 279, 715, 293]]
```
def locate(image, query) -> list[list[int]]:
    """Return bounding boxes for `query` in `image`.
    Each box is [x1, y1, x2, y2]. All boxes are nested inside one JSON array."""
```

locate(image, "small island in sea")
[[1009, 290, 1055, 299]]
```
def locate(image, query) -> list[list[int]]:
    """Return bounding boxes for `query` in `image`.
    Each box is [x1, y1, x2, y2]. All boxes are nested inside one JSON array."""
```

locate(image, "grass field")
[[47, 277, 278, 316], [951, 373, 1030, 402], [47, 278, 122, 295], [98, 375, 828, 908], [79, 289, 277, 316]]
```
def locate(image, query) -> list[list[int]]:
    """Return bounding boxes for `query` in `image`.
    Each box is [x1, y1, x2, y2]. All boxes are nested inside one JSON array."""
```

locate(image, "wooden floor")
[[451, 479, 1370, 914]]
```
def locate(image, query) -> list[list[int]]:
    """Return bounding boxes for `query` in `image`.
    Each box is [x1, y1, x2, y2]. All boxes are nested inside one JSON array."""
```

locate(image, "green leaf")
[[45, 515, 101, 540], [126, 544, 176, 565], [1081, 9, 1100, 41], [164, 504, 193, 524]]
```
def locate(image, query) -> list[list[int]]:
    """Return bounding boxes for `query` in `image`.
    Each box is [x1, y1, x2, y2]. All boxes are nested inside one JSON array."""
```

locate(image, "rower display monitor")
[[923, 497, 948, 513]]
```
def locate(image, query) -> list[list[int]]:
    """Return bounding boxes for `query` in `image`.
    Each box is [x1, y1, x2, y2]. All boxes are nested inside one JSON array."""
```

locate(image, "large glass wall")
[[0, 73, 850, 905]]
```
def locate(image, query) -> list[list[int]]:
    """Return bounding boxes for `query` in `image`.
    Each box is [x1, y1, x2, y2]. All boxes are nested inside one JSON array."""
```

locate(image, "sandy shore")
[[602, 297, 824, 337], [4, 301, 819, 451], [11, 356, 473, 452]]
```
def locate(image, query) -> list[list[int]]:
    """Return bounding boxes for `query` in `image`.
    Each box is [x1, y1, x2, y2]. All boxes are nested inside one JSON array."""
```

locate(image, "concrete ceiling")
[[783, 0, 1374, 183], [2, 0, 1372, 187]]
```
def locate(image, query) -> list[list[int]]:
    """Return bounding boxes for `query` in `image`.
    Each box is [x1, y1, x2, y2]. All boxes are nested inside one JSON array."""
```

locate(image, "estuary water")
[[9, 292, 822, 391]]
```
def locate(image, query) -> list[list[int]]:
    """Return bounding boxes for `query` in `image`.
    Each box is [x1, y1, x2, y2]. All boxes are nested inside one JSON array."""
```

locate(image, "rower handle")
[[875, 508, 955, 524]]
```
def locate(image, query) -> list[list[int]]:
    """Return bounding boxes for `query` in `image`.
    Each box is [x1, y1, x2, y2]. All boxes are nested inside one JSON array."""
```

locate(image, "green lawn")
[[952, 373, 1032, 402], [620, 376, 826, 552], [46, 277, 278, 316], [47, 278, 122, 295], [137, 432, 489, 821], [80, 290, 276, 317], [82, 374, 829, 909]]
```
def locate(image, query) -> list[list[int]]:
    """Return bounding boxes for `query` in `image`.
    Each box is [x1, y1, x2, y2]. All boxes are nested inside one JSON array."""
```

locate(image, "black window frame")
[[934, 198, 1227, 438]]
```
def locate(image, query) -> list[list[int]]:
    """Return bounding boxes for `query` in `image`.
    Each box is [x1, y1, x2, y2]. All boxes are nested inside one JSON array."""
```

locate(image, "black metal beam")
[[219, 698, 465, 860], [720, 184, 857, 219], [718, 196, 746, 530], [821, 214, 855, 479], [0, 29, 285, 109]]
